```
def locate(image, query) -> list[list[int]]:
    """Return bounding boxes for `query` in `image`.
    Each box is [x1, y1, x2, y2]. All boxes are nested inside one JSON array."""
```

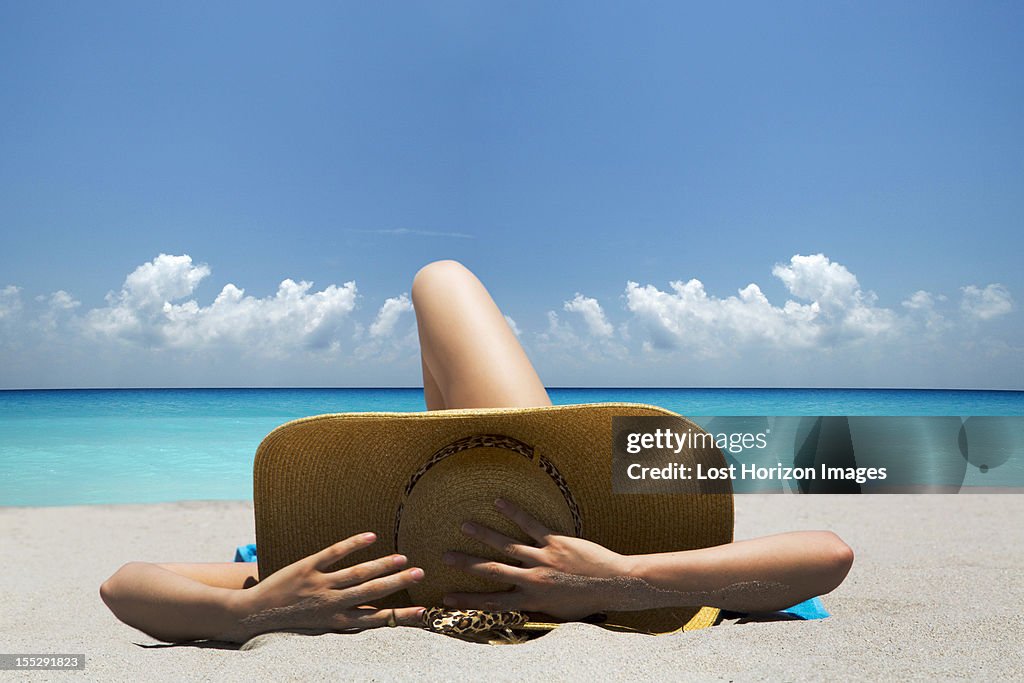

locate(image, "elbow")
[[100, 563, 160, 634], [100, 562, 201, 643], [817, 532, 854, 594], [99, 563, 130, 610], [100, 562, 149, 622], [99, 578, 114, 608]]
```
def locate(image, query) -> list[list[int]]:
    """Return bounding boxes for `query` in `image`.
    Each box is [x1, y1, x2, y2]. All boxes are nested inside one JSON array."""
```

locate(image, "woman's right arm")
[[442, 499, 854, 619], [99, 532, 426, 643], [615, 530, 855, 613]]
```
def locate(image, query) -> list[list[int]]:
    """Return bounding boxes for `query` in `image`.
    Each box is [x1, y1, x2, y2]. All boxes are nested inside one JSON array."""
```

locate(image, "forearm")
[[100, 562, 259, 643], [617, 531, 854, 613]]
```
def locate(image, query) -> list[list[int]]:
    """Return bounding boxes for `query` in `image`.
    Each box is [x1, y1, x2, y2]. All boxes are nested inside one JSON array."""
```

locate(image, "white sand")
[[1, 495, 1021, 681]]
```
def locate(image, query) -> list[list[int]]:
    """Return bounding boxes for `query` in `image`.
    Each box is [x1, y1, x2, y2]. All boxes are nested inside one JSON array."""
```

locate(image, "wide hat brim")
[[253, 403, 734, 634]]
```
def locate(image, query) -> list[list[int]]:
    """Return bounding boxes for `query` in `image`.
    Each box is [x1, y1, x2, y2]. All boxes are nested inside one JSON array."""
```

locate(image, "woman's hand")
[[233, 532, 426, 640], [441, 499, 641, 620]]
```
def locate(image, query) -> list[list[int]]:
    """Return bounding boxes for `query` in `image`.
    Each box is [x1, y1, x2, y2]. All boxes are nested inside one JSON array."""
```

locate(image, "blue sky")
[[1, 1, 1021, 389]]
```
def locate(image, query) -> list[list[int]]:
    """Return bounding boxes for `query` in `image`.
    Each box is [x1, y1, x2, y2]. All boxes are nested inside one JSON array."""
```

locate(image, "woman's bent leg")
[[412, 260, 552, 410], [421, 355, 446, 411]]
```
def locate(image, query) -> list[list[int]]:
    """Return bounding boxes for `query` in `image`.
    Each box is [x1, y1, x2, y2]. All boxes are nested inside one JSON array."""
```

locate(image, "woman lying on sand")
[[100, 260, 854, 643]]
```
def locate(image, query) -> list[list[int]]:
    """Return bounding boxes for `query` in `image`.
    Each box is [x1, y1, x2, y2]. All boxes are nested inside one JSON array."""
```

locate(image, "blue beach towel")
[[718, 596, 831, 621], [234, 543, 257, 563], [232, 543, 830, 621], [776, 596, 830, 620]]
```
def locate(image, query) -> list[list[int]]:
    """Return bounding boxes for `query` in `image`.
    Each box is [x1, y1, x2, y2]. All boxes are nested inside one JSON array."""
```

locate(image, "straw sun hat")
[[253, 403, 733, 638]]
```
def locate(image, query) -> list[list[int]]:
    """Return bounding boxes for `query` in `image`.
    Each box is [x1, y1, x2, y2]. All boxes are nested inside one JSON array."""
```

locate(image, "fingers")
[[326, 553, 410, 589], [310, 532, 379, 571], [345, 606, 428, 629], [495, 498, 553, 544], [443, 551, 527, 584], [442, 591, 522, 612], [460, 521, 541, 565], [342, 566, 425, 605]]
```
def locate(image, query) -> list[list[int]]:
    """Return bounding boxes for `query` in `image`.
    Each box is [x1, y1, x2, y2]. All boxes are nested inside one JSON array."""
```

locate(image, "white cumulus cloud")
[[625, 278, 821, 354], [537, 310, 580, 347], [369, 294, 413, 338], [42, 290, 81, 310], [902, 290, 939, 311], [564, 293, 614, 337], [901, 290, 950, 334], [87, 254, 358, 355], [1, 251, 1019, 389], [535, 297, 627, 364], [961, 284, 1013, 320], [33, 290, 81, 334], [354, 294, 418, 362], [771, 253, 860, 309], [120, 253, 210, 308], [0, 285, 22, 320], [624, 254, 900, 356]]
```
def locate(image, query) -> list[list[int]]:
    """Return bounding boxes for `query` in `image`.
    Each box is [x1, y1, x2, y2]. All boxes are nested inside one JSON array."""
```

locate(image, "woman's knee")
[[411, 260, 474, 304]]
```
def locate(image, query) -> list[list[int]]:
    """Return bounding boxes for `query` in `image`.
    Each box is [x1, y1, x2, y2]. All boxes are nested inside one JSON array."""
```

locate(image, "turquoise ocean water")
[[2, 388, 1022, 506]]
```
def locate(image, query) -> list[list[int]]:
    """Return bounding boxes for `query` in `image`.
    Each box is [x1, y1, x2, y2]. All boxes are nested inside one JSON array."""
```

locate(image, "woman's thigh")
[[412, 260, 551, 410]]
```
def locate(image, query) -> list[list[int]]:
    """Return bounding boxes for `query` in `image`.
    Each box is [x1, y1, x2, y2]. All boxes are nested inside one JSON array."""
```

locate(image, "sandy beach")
[[1, 494, 1021, 681]]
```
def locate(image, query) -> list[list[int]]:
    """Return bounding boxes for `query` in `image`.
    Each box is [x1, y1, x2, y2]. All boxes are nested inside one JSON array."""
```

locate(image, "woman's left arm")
[[100, 533, 427, 643], [442, 499, 853, 619]]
